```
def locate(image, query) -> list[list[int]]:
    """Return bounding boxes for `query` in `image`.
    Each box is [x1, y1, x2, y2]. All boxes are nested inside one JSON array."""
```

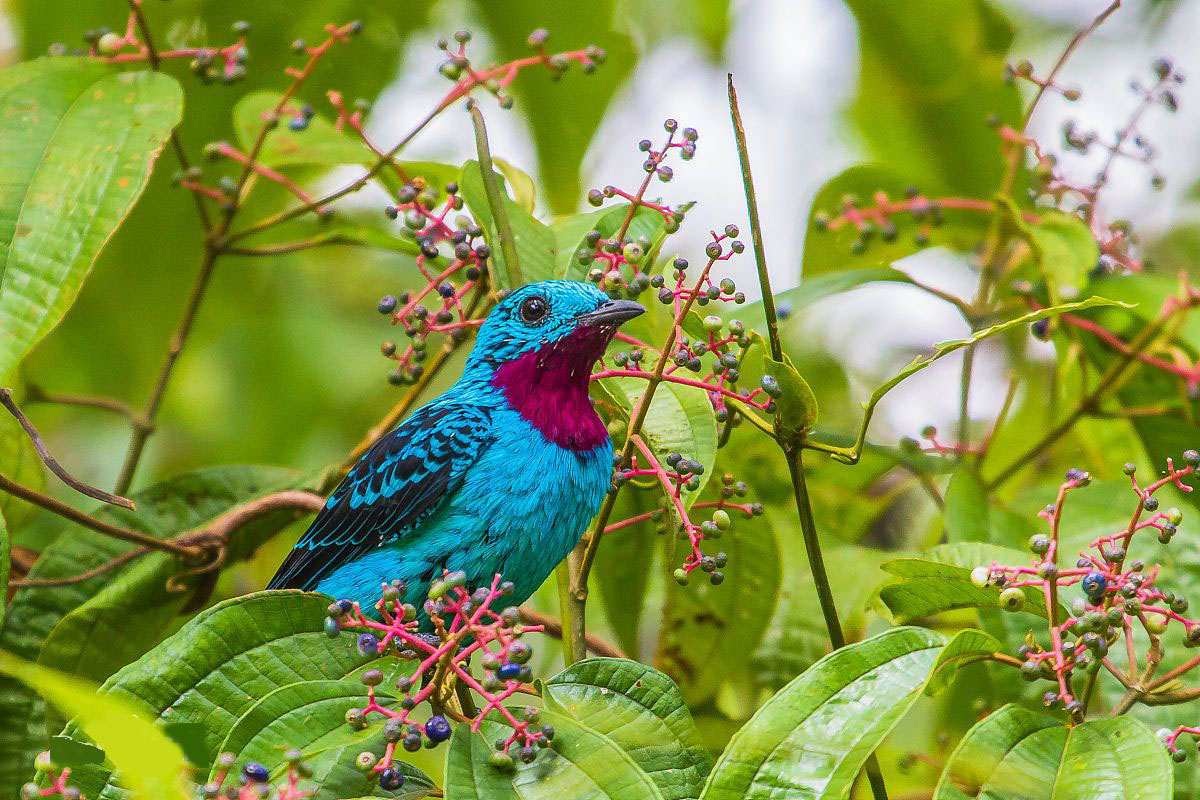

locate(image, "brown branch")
[[24, 386, 139, 421], [0, 472, 197, 557], [10, 548, 147, 589], [1, 388, 136, 509], [518, 607, 626, 659], [10, 490, 325, 592]]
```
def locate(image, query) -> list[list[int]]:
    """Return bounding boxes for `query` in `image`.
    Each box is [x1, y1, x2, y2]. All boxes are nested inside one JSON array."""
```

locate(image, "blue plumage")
[[268, 280, 644, 623]]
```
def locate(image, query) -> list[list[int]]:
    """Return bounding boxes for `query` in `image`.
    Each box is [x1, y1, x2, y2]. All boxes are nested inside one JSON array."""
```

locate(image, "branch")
[[517, 606, 625, 658], [1, 388, 135, 509], [0, 473, 196, 558]]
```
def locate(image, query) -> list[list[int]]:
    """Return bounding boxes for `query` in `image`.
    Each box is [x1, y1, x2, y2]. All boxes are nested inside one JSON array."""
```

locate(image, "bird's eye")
[[518, 295, 549, 324]]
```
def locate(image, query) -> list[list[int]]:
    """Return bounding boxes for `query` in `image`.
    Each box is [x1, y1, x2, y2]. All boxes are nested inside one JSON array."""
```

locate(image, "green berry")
[[999, 587, 1025, 612]]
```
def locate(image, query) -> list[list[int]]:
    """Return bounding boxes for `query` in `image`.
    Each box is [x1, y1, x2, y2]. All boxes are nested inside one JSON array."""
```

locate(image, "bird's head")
[[466, 280, 644, 373], [464, 280, 644, 450]]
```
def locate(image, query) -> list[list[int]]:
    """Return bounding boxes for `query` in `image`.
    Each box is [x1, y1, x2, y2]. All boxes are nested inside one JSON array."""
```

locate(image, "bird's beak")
[[576, 299, 645, 327]]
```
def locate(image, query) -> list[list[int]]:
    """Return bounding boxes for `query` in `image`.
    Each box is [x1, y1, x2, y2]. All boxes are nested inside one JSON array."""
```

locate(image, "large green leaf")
[[0, 650, 186, 800], [214, 680, 429, 800], [844, 0, 1021, 196], [700, 627, 945, 800], [934, 704, 1171, 799], [880, 542, 1062, 623], [925, 628, 1001, 696], [0, 61, 183, 379], [57, 591, 398, 800], [0, 465, 299, 798], [544, 658, 712, 799], [466, 0, 636, 213], [446, 711, 665, 800], [655, 511, 780, 706], [460, 159, 557, 286]]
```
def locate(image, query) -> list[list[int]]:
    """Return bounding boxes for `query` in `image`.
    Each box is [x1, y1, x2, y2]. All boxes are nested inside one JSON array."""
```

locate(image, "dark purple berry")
[[425, 715, 452, 743], [242, 762, 269, 783]]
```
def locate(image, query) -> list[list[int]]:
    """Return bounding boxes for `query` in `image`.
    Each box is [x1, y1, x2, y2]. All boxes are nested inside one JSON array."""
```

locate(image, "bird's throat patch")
[[490, 326, 611, 452]]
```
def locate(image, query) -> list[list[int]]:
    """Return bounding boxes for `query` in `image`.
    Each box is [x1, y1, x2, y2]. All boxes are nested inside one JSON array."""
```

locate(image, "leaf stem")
[[468, 102, 522, 287]]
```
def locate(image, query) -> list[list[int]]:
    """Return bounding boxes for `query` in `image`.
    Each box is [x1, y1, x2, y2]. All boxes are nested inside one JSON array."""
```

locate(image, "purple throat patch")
[[490, 325, 613, 451]]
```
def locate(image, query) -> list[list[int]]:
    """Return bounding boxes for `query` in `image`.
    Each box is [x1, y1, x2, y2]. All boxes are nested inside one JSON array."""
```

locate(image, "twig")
[[1, 389, 135, 509], [467, 102, 522, 288], [24, 386, 139, 421], [0, 473, 197, 558], [518, 606, 625, 658], [10, 548, 148, 589]]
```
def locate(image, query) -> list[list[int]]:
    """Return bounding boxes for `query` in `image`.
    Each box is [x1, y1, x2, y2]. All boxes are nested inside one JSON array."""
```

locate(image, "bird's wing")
[[267, 401, 492, 591]]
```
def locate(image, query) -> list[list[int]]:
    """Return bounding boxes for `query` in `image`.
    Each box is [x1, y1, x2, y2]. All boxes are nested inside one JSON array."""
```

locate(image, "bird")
[[268, 280, 644, 626]]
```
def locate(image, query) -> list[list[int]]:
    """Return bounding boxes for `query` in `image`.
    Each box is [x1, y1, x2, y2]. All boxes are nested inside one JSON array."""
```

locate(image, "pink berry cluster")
[[202, 754, 312, 800], [21, 754, 81, 800], [325, 573, 554, 776], [376, 183, 490, 386], [969, 452, 1199, 725]]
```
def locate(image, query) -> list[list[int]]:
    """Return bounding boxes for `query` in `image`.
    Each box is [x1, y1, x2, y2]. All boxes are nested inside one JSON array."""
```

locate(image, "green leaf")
[[934, 705, 1171, 799], [603, 375, 719, 502], [761, 351, 818, 442], [880, 542, 1062, 622], [233, 90, 368, 168], [656, 507, 781, 706], [460, 159, 557, 286], [544, 658, 712, 799], [844, 1, 1022, 195], [214, 680, 429, 800], [803, 164, 988, 277], [446, 711, 665, 800], [925, 628, 1001, 696], [55, 591, 400, 800], [49, 736, 104, 768], [700, 627, 945, 800], [466, 1, 636, 213], [0, 411, 43, 530], [0, 650, 186, 800], [730, 266, 915, 333], [494, 158, 537, 214], [0, 61, 183, 379], [0, 465, 300, 798], [35, 465, 306, 683], [945, 469, 989, 542], [1003, 205, 1099, 304]]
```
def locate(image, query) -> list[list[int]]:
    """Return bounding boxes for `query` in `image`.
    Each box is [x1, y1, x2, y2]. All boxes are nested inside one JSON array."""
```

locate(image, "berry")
[[378, 295, 398, 314], [426, 715, 452, 743], [379, 767, 405, 791], [969, 566, 990, 589], [999, 587, 1025, 612], [1081, 572, 1107, 600], [243, 762, 270, 783], [497, 662, 521, 680], [490, 750, 516, 771], [357, 633, 379, 656], [323, 616, 341, 638]]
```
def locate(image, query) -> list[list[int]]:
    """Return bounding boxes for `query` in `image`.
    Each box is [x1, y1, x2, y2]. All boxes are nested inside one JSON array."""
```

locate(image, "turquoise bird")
[[268, 280, 643, 623]]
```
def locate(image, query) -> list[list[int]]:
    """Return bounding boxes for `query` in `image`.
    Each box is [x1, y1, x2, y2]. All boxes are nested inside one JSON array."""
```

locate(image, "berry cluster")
[[52, 10, 251, 83], [969, 453, 1199, 722], [201, 753, 313, 800], [435, 29, 607, 110], [324, 573, 554, 776], [611, 436, 762, 582], [377, 181, 489, 385], [574, 121, 698, 297], [21, 752, 81, 800]]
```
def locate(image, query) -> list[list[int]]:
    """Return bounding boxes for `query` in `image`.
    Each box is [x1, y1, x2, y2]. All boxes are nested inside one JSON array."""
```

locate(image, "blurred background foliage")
[[4, 0, 1200, 795]]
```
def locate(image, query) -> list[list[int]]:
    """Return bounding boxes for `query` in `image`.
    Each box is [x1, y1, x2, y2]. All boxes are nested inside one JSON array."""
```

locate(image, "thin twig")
[[1, 389, 136, 509], [24, 386, 139, 421], [518, 606, 625, 659], [467, 102, 522, 287], [10, 548, 147, 589], [0, 473, 198, 558]]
